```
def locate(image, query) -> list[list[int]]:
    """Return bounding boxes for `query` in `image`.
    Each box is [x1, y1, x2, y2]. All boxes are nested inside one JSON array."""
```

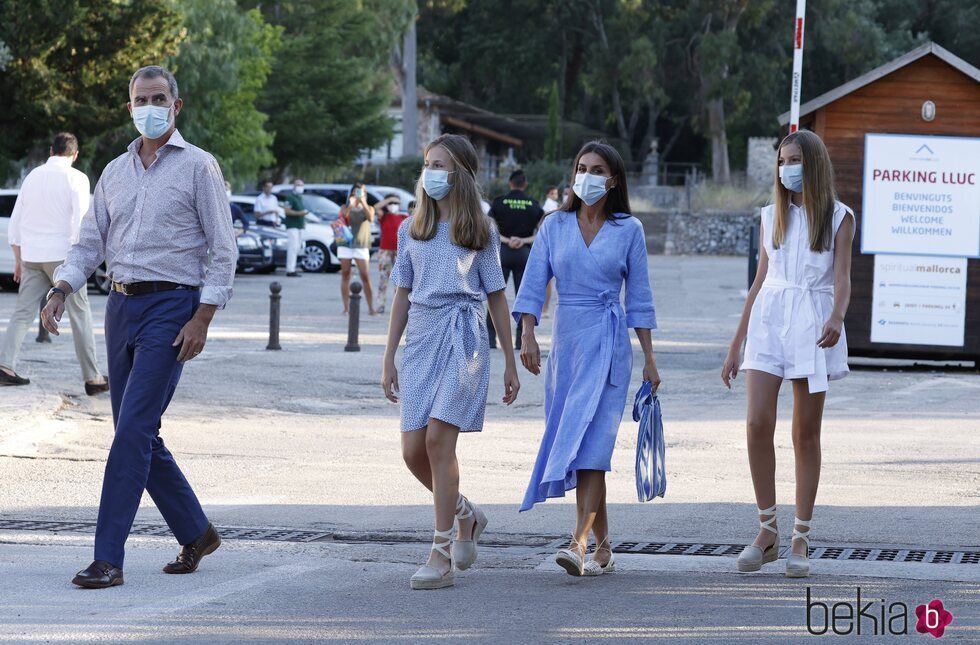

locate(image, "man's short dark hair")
[[509, 170, 527, 187], [51, 132, 78, 156], [546, 185, 557, 193], [385, 193, 399, 200], [129, 65, 179, 100], [261, 179, 273, 187]]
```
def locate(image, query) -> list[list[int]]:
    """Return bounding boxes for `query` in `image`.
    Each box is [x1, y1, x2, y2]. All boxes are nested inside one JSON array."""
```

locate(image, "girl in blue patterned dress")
[[513, 141, 661, 577], [382, 134, 521, 590]]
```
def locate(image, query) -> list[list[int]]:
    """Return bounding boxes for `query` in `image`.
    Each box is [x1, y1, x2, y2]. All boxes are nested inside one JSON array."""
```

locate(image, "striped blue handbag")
[[633, 380, 666, 502]]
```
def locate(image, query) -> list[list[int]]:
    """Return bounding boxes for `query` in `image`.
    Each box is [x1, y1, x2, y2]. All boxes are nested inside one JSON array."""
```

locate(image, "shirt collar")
[[46, 155, 73, 167], [127, 128, 188, 157]]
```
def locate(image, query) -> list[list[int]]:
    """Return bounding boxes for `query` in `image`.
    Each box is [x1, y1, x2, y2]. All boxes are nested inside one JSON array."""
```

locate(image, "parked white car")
[[231, 195, 340, 273], [0, 190, 18, 290], [289, 183, 415, 211], [277, 183, 417, 248]]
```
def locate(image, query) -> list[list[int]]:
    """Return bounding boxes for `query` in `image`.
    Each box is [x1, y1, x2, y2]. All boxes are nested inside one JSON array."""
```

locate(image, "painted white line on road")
[[535, 553, 978, 583], [114, 563, 321, 620]]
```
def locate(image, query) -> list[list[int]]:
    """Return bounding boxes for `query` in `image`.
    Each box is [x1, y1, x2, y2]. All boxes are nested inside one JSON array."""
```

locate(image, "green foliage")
[[544, 81, 561, 163], [248, 0, 412, 178], [417, 0, 980, 177], [169, 0, 281, 188], [0, 0, 184, 182], [521, 159, 573, 203]]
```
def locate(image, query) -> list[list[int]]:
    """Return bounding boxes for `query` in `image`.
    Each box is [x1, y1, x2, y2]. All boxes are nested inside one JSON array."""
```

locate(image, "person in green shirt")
[[283, 178, 308, 276]]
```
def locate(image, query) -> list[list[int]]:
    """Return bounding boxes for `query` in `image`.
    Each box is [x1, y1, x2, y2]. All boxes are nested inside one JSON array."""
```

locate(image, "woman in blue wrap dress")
[[513, 141, 661, 577]]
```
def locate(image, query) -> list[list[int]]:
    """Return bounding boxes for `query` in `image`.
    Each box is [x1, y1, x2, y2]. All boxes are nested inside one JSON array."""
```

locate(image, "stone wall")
[[634, 209, 759, 256]]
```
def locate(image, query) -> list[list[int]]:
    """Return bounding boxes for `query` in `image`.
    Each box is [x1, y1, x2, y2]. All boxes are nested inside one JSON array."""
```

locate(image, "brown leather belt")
[[111, 281, 199, 296]]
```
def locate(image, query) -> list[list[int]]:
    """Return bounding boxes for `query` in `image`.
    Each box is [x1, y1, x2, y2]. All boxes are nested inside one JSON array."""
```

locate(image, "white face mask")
[[225, 190, 232, 199], [132, 104, 173, 139], [573, 172, 611, 206], [294, 186, 304, 194], [422, 169, 454, 200]]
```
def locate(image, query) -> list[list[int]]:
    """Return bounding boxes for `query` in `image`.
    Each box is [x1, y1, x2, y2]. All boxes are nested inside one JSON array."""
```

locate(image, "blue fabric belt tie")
[[558, 290, 626, 387]]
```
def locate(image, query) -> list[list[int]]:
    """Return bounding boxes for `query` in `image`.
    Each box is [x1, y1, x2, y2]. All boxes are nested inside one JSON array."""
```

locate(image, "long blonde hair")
[[410, 134, 490, 250], [773, 130, 837, 252]]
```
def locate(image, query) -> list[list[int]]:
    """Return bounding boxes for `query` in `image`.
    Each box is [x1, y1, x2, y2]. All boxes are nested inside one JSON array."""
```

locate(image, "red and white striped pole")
[[789, 0, 807, 132]]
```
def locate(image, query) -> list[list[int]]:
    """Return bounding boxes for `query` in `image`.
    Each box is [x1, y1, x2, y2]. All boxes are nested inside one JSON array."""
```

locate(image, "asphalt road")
[[0, 255, 977, 643]]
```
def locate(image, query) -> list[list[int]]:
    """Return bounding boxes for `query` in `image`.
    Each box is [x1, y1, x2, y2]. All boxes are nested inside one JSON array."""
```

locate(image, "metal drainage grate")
[[605, 540, 979, 566], [0, 519, 336, 544], [1, 519, 977, 566]]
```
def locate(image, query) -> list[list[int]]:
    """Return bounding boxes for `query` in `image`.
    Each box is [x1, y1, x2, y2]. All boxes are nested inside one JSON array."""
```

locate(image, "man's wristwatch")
[[45, 287, 67, 302]]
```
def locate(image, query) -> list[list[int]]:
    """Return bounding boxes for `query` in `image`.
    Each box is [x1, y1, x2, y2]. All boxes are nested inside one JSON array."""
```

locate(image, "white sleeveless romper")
[[741, 201, 853, 393]]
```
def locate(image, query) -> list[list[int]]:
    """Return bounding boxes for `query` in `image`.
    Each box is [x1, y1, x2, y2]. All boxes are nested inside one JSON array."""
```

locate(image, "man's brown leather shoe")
[[72, 560, 124, 588], [163, 523, 221, 574]]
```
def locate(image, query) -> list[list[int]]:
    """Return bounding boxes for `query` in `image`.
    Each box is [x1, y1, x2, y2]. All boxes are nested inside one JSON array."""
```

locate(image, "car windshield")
[[291, 193, 339, 219]]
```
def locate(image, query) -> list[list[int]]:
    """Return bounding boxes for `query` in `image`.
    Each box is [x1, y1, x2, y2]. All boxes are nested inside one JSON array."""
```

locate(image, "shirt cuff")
[[53, 264, 88, 295], [627, 311, 658, 329], [512, 304, 542, 327], [201, 286, 232, 309]]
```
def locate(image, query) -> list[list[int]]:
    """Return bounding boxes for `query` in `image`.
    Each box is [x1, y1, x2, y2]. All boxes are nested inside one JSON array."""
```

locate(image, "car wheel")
[[93, 264, 111, 295], [301, 241, 327, 273]]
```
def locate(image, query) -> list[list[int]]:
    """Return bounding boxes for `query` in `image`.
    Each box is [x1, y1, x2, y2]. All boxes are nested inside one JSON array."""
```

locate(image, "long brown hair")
[[410, 134, 490, 250], [558, 140, 632, 220], [773, 130, 837, 252]]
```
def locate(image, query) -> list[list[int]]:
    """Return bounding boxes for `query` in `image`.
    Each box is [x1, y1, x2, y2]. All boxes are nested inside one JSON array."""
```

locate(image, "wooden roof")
[[778, 42, 980, 125]]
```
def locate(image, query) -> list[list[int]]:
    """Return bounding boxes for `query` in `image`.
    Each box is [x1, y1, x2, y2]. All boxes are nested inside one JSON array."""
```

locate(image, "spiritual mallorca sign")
[[861, 133, 980, 258], [871, 254, 967, 347]]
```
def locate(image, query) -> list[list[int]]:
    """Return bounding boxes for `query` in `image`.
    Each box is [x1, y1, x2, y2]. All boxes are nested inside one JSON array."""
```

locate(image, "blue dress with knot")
[[512, 211, 657, 511]]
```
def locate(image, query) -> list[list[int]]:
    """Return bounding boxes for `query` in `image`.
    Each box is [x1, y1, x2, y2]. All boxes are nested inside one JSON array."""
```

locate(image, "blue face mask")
[[132, 104, 173, 139], [422, 169, 454, 200], [779, 163, 804, 193], [573, 172, 611, 206]]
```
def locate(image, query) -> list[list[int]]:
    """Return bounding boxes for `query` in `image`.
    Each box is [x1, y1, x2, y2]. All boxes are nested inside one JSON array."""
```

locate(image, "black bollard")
[[266, 281, 282, 350], [36, 296, 51, 343], [345, 281, 361, 352]]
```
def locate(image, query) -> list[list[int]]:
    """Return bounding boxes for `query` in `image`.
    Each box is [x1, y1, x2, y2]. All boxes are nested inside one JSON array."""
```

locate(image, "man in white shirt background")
[[254, 179, 283, 225], [0, 132, 107, 393]]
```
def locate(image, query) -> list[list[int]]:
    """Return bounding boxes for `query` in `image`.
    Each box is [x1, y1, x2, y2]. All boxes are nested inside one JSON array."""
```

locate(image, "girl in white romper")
[[722, 130, 854, 578], [382, 134, 521, 590]]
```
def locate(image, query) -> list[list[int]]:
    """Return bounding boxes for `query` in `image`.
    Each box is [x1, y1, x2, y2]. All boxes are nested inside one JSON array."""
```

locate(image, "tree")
[[669, 0, 775, 184], [544, 81, 561, 162], [0, 39, 10, 70], [168, 0, 281, 187], [246, 1, 408, 178], [0, 0, 183, 182], [386, 2, 420, 157]]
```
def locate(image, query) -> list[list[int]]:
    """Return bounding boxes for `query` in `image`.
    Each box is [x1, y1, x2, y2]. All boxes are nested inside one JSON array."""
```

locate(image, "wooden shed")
[[779, 42, 980, 364]]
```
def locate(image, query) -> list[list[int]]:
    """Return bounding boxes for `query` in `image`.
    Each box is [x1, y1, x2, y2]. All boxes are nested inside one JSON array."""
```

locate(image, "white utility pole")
[[789, 0, 806, 133]]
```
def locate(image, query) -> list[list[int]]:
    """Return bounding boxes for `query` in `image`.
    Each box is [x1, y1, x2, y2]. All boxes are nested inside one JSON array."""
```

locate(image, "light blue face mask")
[[779, 163, 804, 193], [132, 104, 173, 139], [573, 172, 611, 206], [422, 168, 454, 200]]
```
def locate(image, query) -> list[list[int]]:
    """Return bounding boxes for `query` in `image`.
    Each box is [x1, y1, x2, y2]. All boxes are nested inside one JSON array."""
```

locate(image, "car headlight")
[[275, 238, 289, 248], [238, 237, 259, 250]]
